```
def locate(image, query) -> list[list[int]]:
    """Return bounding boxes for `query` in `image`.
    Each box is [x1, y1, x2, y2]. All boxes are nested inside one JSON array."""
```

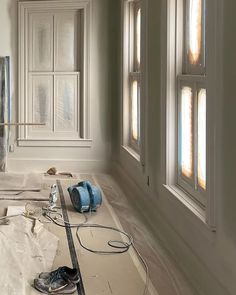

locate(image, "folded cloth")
[[0, 215, 59, 295]]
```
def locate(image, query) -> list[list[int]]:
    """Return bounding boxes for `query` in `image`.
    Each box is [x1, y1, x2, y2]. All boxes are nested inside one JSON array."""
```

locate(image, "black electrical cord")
[[43, 211, 149, 295], [44, 212, 133, 254]]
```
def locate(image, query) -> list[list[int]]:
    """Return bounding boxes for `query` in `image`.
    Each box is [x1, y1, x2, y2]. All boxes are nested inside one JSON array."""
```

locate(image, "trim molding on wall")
[[17, 139, 92, 147]]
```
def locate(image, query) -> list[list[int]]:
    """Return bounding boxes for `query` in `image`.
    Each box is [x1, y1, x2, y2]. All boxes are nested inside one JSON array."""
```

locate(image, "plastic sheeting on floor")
[[0, 215, 59, 295], [0, 173, 42, 189]]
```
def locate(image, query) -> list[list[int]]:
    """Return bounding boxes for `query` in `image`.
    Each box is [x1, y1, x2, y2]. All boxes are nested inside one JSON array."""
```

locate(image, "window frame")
[[18, 0, 92, 147], [177, 0, 207, 205], [122, 0, 144, 158], [161, 0, 220, 229]]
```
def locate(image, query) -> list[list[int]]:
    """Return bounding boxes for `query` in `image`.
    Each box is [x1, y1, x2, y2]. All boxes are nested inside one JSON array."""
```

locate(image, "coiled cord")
[[44, 211, 149, 295]]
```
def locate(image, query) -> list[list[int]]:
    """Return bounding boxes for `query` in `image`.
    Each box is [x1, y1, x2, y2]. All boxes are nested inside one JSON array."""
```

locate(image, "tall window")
[[122, 0, 142, 154], [130, 2, 141, 150], [18, 0, 91, 147], [164, 0, 218, 227], [177, 0, 206, 204]]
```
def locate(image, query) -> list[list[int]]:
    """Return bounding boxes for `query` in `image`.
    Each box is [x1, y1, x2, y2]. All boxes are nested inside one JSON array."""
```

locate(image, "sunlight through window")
[[198, 88, 206, 189], [136, 8, 141, 68], [188, 0, 202, 65], [181, 86, 193, 178], [131, 80, 138, 141]]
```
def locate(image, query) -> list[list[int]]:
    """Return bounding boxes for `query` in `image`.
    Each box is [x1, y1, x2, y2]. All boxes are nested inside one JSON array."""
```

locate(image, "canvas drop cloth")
[[0, 215, 59, 295]]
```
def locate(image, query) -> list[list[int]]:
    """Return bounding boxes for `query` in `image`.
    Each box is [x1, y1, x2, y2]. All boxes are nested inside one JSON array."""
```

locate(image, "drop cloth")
[[0, 215, 59, 295]]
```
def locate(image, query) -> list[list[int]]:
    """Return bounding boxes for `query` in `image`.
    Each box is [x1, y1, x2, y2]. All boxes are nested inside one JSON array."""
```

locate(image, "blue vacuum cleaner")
[[68, 181, 102, 213]]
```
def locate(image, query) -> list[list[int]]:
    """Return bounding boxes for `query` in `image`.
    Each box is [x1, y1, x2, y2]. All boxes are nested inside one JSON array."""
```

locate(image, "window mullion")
[[129, 71, 140, 81]]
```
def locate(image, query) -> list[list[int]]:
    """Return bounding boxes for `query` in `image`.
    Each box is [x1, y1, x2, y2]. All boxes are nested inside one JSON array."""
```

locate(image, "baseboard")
[[112, 162, 229, 295], [6, 158, 110, 173]]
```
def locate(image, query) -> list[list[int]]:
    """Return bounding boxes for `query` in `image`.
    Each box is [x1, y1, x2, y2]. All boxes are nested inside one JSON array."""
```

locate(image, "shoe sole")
[[38, 275, 80, 284], [49, 285, 77, 294], [39, 273, 80, 284], [34, 283, 77, 294], [48, 289, 77, 294]]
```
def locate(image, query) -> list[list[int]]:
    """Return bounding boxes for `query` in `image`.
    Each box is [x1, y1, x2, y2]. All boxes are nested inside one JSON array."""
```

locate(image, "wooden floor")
[[0, 173, 197, 295]]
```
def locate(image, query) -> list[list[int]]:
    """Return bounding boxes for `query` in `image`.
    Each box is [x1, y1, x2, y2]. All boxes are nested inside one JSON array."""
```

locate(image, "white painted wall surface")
[[0, 0, 112, 172], [114, 1, 236, 295]]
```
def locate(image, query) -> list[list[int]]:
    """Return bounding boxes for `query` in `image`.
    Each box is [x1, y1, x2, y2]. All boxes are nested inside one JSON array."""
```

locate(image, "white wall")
[[0, 0, 112, 173], [114, 1, 236, 295]]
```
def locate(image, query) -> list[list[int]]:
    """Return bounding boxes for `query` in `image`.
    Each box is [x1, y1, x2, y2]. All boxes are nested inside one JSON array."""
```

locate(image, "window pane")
[[30, 14, 53, 71], [55, 75, 78, 131], [180, 86, 193, 178], [136, 8, 141, 68], [32, 75, 53, 130], [188, 0, 202, 65], [55, 12, 79, 71], [198, 88, 206, 189], [131, 80, 139, 141]]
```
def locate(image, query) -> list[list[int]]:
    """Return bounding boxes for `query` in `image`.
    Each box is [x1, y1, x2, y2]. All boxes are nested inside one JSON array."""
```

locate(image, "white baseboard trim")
[[112, 162, 229, 295], [6, 158, 110, 173]]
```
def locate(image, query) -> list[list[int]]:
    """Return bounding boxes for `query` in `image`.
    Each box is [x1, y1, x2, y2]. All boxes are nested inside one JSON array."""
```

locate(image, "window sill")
[[17, 138, 92, 147], [163, 184, 216, 233], [122, 145, 140, 162]]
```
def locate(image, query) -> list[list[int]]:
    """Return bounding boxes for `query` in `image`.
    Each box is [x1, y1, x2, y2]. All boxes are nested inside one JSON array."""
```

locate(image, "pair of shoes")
[[34, 266, 80, 294]]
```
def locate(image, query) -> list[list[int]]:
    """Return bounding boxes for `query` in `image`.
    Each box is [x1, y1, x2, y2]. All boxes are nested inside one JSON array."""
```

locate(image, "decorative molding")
[[17, 138, 92, 147]]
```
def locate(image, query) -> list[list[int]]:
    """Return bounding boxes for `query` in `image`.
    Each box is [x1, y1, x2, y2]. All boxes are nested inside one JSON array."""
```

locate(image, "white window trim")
[[18, 0, 92, 147], [161, 0, 222, 230], [121, 0, 147, 168]]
